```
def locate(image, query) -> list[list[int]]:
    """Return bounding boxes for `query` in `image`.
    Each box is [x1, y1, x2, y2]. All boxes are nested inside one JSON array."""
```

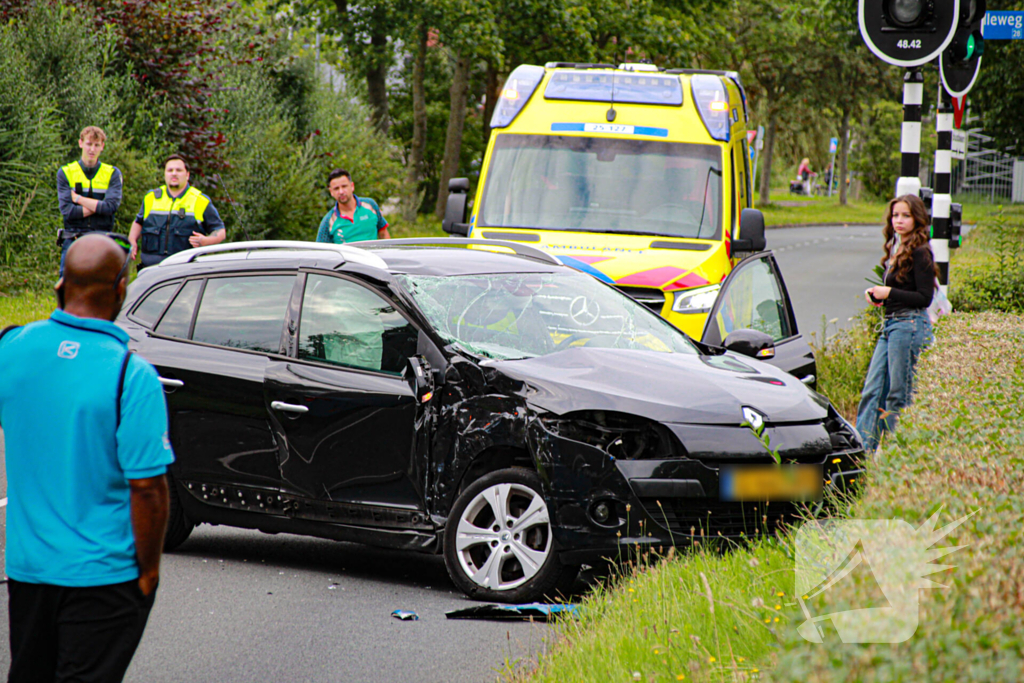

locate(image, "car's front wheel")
[[443, 468, 577, 603]]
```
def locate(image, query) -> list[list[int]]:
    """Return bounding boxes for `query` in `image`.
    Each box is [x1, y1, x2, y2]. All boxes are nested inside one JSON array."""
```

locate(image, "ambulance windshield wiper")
[[695, 166, 723, 240]]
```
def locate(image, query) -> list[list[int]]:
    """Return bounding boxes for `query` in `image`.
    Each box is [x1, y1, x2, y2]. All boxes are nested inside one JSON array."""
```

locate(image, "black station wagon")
[[118, 239, 864, 602]]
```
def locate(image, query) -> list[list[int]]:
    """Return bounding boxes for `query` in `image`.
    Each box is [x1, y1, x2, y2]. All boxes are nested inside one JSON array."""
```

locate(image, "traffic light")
[[949, 202, 963, 249], [859, 0, 961, 66], [940, 0, 985, 97]]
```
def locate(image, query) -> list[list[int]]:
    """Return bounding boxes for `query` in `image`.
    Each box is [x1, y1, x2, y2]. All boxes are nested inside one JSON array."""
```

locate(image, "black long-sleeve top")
[[884, 245, 935, 314]]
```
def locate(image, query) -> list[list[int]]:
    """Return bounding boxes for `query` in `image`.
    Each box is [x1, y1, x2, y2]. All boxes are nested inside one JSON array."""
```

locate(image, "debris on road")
[[391, 610, 419, 621], [445, 603, 579, 622]]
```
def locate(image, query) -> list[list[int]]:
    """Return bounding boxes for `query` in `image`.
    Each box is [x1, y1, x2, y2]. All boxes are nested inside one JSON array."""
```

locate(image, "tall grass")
[[502, 542, 795, 682], [807, 308, 881, 423]]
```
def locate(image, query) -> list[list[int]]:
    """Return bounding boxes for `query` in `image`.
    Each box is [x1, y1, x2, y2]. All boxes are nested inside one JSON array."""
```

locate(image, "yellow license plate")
[[720, 465, 823, 502]]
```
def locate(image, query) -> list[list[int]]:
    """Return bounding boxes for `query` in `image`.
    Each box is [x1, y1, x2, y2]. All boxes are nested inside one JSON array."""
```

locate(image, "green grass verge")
[[0, 290, 54, 327], [760, 192, 1014, 229], [503, 542, 795, 682], [773, 310, 1024, 680]]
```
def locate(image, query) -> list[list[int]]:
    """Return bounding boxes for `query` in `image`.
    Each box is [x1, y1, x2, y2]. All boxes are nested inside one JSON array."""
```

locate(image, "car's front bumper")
[[528, 419, 864, 564]]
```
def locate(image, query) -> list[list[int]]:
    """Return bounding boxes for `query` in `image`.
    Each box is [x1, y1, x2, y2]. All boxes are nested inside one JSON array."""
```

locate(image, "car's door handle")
[[800, 374, 815, 385], [271, 401, 308, 414], [158, 377, 184, 388]]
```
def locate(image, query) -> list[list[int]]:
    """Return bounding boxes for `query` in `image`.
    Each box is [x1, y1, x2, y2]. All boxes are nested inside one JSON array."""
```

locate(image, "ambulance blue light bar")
[[691, 74, 731, 142], [490, 65, 546, 129], [544, 71, 683, 106]]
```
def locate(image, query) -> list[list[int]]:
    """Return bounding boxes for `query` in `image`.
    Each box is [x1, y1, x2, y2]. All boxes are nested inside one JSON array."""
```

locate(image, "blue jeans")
[[856, 310, 933, 452]]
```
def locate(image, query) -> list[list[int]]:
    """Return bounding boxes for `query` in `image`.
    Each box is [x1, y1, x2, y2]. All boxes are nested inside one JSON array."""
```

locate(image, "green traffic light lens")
[[966, 34, 975, 58]]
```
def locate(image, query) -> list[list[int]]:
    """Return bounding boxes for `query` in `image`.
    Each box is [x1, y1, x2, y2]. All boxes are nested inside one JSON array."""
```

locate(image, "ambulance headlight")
[[672, 284, 721, 314]]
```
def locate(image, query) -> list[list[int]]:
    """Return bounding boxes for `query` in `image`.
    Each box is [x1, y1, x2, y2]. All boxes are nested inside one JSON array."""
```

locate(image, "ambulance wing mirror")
[[442, 178, 471, 237], [732, 208, 766, 252]]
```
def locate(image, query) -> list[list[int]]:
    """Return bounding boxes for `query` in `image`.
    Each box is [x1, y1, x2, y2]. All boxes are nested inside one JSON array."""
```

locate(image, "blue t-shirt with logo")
[[0, 310, 175, 587]]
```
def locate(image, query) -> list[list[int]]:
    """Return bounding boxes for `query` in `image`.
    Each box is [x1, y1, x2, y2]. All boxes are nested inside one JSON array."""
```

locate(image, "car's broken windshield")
[[478, 134, 722, 240], [396, 271, 698, 360]]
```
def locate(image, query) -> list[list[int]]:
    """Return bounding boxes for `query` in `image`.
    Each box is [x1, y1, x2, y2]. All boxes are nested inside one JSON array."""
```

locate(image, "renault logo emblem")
[[742, 406, 766, 431], [569, 296, 600, 326]]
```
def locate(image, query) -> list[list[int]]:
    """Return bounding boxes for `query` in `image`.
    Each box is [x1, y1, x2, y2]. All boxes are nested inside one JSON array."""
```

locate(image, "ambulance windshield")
[[478, 134, 722, 240]]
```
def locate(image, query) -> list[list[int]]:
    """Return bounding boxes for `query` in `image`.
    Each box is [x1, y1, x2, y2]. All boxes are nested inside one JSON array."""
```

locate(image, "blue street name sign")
[[983, 11, 1024, 40], [829, 137, 839, 154]]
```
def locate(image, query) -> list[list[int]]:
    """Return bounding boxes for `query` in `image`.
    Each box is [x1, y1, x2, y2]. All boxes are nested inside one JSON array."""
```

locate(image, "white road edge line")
[[0, 498, 6, 508]]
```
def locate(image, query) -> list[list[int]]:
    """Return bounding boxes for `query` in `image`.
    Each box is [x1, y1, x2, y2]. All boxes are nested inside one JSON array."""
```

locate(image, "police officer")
[[56, 126, 123, 276], [128, 154, 226, 267]]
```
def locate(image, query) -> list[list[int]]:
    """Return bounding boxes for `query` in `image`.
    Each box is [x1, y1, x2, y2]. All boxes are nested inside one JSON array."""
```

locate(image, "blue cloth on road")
[[0, 309, 175, 587], [856, 310, 932, 452]]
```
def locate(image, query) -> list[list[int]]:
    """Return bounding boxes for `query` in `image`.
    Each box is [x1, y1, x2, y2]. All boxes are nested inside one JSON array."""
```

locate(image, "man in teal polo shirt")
[[0, 234, 173, 682], [315, 168, 391, 244]]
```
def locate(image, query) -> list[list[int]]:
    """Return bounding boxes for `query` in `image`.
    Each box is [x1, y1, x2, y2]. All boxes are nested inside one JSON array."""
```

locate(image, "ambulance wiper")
[[695, 167, 723, 240]]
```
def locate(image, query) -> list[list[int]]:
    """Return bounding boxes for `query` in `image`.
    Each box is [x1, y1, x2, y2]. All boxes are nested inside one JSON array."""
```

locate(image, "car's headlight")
[[671, 284, 721, 314]]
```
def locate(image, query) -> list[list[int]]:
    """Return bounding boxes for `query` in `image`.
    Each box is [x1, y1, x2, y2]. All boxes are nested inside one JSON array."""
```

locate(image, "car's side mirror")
[[723, 328, 775, 360], [732, 208, 766, 252], [442, 177, 471, 237], [406, 356, 434, 403]]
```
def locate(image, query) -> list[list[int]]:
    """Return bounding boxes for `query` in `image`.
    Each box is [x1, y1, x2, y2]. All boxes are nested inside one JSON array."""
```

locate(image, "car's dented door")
[[264, 271, 430, 515], [700, 251, 816, 384]]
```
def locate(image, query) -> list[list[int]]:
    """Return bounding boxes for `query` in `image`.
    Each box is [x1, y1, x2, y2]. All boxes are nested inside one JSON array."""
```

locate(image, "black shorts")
[[7, 578, 157, 683]]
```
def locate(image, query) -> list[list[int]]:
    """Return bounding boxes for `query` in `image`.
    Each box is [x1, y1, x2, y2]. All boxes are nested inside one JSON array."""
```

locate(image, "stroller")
[[789, 169, 816, 196]]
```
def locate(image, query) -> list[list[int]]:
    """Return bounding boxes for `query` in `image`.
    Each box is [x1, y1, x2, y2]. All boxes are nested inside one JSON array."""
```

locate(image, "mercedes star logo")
[[569, 296, 601, 326]]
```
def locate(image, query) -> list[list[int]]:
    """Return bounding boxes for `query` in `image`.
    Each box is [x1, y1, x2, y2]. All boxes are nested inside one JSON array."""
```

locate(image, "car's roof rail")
[[362, 237, 563, 267], [156, 240, 388, 269]]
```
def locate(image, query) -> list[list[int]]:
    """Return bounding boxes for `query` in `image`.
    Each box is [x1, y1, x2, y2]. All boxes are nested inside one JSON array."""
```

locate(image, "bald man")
[[0, 234, 175, 682]]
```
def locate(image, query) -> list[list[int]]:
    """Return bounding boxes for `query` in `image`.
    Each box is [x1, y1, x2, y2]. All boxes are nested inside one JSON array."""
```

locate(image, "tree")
[[805, 0, 896, 204], [970, 0, 1024, 153], [726, 0, 822, 206], [431, 0, 502, 219]]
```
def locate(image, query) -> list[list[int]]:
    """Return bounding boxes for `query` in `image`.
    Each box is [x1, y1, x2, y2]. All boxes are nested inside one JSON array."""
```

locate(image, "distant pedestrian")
[[856, 194, 937, 452], [56, 126, 123, 276], [316, 169, 391, 244], [128, 154, 226, 268], [0, 233, 174, 682]]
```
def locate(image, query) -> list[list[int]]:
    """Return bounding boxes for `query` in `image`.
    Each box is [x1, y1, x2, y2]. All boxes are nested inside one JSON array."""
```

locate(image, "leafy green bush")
[[851, 100, 937, 200], [0, 18, 63, 290], [949, 211, 1024, 313]]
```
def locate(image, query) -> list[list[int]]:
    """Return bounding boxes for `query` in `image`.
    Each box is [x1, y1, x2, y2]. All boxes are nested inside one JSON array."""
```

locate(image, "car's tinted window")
[[298, 275, 417, 375], [397, 271, 697, 360], [155, 280, 202, 338], [191, 275, 294, 353], [131, 282, 179, 328]]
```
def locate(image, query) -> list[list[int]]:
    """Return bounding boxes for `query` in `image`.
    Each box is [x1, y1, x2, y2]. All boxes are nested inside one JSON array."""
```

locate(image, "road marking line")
[[0, 498, 6, 508]]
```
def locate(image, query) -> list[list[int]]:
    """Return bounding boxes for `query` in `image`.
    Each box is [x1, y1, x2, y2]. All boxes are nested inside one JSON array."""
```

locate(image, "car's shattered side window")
[[397, 271, 697, 360]]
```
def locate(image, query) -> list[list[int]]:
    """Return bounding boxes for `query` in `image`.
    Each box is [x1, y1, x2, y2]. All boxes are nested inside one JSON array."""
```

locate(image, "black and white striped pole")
[[896, 68, 925, 199], [931, 86, 953, 293]]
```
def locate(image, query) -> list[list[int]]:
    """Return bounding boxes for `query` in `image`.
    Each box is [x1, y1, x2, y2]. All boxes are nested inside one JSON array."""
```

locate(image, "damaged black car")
[[118, 238, 864, 602]]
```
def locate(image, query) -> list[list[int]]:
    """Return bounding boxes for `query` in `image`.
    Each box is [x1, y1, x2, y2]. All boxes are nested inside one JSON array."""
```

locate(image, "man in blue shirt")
[[0, 234, 174, 682]]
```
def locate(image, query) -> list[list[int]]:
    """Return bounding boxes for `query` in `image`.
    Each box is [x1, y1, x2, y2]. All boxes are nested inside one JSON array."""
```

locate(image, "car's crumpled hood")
[[491, 347, 828, 425]]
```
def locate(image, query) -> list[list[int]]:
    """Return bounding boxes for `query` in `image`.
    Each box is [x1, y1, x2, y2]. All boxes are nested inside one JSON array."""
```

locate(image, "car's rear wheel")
[[443, 468, 577, 603], [164, 475, 195, 551]]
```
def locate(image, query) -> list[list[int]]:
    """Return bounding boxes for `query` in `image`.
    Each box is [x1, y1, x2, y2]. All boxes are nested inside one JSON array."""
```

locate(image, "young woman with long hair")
[[856, 194, 939, 452]]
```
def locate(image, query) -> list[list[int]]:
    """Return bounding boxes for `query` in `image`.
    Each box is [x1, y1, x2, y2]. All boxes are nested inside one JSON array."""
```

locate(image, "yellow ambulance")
[[442, 62, 815, 382]]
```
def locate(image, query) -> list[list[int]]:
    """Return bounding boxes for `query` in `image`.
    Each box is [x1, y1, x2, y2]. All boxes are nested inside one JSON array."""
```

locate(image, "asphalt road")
[[0, 224, 893, 681], [767, 223, 884, 342]]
